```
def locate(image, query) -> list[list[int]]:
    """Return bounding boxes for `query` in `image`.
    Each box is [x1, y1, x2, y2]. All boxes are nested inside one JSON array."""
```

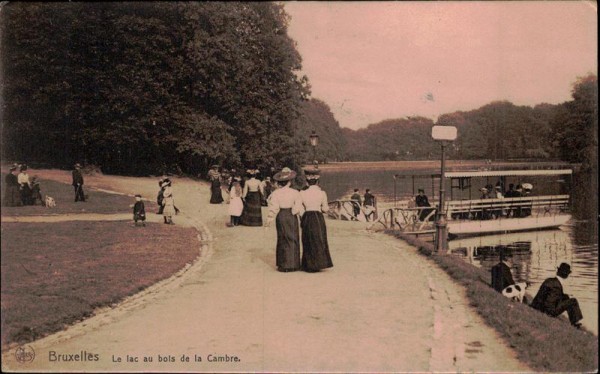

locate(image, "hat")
[[74, 163, 81, 168], [480, 187, 488, 192], [135, 194, 142, 198], [9, 165, 17, 171], [495, 186, 502, 190], [522, 183, 533, 191], [304, 167, 321, 180], [557, 263, 571, 277], [162, 178, 172, 186], [246, 169, 258, 176], [20, 164, 28, 171], [273, 167, 296, 182], [211, 165, 219, 169], [418, 188, 425, 193]]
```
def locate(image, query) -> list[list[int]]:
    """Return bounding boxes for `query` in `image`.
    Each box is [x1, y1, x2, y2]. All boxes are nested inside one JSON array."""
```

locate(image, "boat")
[[369, 168, 573, 238]]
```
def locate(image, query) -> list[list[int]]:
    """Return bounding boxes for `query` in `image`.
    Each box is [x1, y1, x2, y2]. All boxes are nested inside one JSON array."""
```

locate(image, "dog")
[[502, 282, 530, 303], [45, 195, 56, 208]]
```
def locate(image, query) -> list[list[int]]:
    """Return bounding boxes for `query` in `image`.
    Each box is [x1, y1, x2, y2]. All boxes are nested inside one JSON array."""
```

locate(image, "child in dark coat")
[[133, 194, 146, 226]]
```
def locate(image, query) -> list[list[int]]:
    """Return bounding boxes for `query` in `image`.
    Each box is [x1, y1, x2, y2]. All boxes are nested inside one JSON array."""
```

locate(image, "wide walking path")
[[2, 171, 530, 372]]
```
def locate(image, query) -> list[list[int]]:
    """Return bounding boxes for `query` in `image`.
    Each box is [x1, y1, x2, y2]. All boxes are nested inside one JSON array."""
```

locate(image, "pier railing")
[[327, 200, 378, 221]]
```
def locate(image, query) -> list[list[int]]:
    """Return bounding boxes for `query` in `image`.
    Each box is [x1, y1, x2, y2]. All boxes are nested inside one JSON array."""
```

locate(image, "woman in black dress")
[[208, 165, 224, 204], [265, 167, 302, 272], [299, 167, 333, 272], [3, 165, 22, 207], [240, 169, 264, 226]]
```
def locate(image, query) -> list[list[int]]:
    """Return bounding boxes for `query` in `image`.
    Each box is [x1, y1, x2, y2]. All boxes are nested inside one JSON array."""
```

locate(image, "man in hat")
[[415, 188, 432, 221], [531, 263, 583, 328], [350, 189, 362, 220], [132, 194, 146, 227], [72, 163, 85, 202]]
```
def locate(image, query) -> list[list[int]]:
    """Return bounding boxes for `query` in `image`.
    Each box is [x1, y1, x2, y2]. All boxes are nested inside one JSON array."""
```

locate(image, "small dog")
[[502, 282, 530, 303], [45, 195, 56, 208]]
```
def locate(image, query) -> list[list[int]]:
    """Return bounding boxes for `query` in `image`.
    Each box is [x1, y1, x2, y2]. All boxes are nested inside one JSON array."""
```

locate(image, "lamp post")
[[431, 125, 457, 253], [309, 130, 319, 168]]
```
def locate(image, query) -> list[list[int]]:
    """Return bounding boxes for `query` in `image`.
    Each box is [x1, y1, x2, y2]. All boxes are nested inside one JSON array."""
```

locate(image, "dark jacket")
[[531, 277, 568, 316], [133, 201, 146, 219], [415, 194, 430, 207], [72, 169, 84, 186], [491, 262, 515, 292]]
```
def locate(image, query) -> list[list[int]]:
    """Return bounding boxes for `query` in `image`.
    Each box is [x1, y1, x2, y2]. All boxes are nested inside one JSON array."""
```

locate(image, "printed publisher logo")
[[15, 345, 35, 363]]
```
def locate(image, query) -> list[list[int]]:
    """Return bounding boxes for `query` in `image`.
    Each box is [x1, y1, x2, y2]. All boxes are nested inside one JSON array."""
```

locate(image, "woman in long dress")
[[265, 167, 302, 272], [299, 167, 333, 272], [240, 169, 264, 226], [228, 181, 244, 226], [208, 165, 224, 204], [161, 178, 175, 224], [3, 165, 22, 207]]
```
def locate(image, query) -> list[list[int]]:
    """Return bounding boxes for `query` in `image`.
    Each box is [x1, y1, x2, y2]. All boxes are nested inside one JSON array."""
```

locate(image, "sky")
[[284, 1, 598, 130]]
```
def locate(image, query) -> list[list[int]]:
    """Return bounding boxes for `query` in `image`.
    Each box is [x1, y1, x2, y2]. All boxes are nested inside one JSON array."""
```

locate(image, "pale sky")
[[284, 1, 598, 130]]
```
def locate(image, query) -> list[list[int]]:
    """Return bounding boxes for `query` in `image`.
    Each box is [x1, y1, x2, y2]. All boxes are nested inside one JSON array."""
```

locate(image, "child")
[[228, 181, 243, 226], [133, 194, 146, 226]]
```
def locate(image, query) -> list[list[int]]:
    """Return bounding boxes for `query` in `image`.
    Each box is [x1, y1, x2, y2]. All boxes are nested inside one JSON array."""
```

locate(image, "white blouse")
[[300, 185, 329, 213], [267, 186, 302, 220], [18, 172, 30, 187], [243, 177, 263, 198]]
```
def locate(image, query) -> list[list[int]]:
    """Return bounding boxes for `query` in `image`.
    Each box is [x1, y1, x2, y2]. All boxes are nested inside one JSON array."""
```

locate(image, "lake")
[[318, 161, 598, 335]]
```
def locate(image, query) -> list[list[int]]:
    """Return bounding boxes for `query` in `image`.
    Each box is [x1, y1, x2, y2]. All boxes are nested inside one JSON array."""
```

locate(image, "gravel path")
[[2, 170, 530, 372]]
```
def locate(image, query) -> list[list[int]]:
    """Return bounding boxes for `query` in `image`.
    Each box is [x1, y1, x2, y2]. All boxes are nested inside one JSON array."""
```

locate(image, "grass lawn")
[[1, 174, 139, 216], [388, 231, 598, 372], [1, 221, 199, 347]]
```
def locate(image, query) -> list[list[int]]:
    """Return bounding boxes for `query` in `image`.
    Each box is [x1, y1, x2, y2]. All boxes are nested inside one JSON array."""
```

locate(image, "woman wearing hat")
[[3, 165, 22, 207], [161, 178, 175, 224], [208, 165, 224, 204], [18, 164, 33, 205], [265, 167, 302, 272], [299, 167, 333, 272], [240, 169, 264, 226]]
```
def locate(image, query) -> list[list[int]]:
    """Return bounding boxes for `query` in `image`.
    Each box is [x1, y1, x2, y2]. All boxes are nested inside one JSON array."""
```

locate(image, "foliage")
[[1, 2, 309, 176]]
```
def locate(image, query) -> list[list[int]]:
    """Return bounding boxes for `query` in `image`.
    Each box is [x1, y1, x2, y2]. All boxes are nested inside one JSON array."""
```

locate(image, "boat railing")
[[445, 195, 570, 220], [367, 206, 437, 233]]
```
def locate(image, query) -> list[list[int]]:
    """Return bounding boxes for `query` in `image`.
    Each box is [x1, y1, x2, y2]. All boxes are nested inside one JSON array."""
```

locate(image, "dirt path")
[[2, 170, 530, 372]]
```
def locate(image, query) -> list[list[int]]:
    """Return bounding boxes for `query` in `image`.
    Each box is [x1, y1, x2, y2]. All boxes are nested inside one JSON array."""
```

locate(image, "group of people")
[[155, 177, 179, 224], [492, 254, 583, 329], [349, 188, 377, 221], [3, 164, 42, 206], [265, 167, 333, 273], [478, 182, 533, 219]]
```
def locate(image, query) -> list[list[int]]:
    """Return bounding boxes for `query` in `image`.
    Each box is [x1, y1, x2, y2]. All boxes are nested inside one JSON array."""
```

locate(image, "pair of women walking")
[[265, 167, 333, 273]]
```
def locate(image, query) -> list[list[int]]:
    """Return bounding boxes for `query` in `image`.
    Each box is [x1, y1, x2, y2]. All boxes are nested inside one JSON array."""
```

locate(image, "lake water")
[[319, 162, 598, 335]]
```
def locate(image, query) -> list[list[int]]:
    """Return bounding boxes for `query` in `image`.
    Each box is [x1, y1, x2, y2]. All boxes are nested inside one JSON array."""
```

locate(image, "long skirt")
[[3, 185, 22, 207], [240, 191, 262, 226], [276, 209, 301, 271], [210, 179, 224, 204], [163, 197, 175, 216], [301, 211, 333, 271]]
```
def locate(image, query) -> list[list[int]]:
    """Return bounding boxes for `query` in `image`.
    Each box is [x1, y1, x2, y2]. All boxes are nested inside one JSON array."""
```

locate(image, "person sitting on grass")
[[530, 263, 583, 329], [491, 250, 515, 293], [132, 194, 146, 227]]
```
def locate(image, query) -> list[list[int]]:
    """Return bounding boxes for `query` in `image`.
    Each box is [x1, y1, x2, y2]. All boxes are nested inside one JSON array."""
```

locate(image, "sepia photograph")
[[1, 1, 597, 372]]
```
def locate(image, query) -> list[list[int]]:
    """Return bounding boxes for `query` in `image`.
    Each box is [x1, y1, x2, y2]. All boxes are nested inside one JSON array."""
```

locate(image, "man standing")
[[350, 188, 362, 220], [72, 163, 85, 202], [363, 188, 376, 222], [531, 263, 583, 328]]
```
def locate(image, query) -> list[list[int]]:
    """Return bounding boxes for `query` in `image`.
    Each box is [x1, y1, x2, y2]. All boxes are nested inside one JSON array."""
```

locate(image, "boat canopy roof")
[[445, 169, 572, 178]]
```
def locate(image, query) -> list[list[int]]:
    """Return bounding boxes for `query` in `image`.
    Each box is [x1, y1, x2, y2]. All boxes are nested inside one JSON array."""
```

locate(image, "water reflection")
[[449, 227, 598, 335]]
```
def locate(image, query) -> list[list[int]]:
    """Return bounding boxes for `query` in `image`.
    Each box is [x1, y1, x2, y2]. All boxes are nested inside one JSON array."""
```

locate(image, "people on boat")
[[520, 183, 533, 217], [491, 251, 515, 292], [265, 167, 302, 272], [416, 188, 434, 221], [299, 167, 333, 273], [363, 188, 377, 222], [530, 263, 583, 329], [350, 188, 362, 220], [240, 169, 264, 226], [505, 183, 517, 197]]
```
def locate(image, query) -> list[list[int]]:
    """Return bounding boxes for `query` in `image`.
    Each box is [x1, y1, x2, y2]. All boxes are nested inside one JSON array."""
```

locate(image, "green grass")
[[1, 221, 199, 347], [386, 230, 598, 372], [1, 174, 136, 216]]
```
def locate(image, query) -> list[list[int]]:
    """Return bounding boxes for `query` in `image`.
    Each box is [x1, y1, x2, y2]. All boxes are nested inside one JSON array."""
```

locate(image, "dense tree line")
[[1, 2, 311, 176]]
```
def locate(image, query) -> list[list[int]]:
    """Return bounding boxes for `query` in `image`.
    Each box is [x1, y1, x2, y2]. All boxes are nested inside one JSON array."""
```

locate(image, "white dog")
[[45, 195, 56, 208], [502, 282, 529, 303]]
